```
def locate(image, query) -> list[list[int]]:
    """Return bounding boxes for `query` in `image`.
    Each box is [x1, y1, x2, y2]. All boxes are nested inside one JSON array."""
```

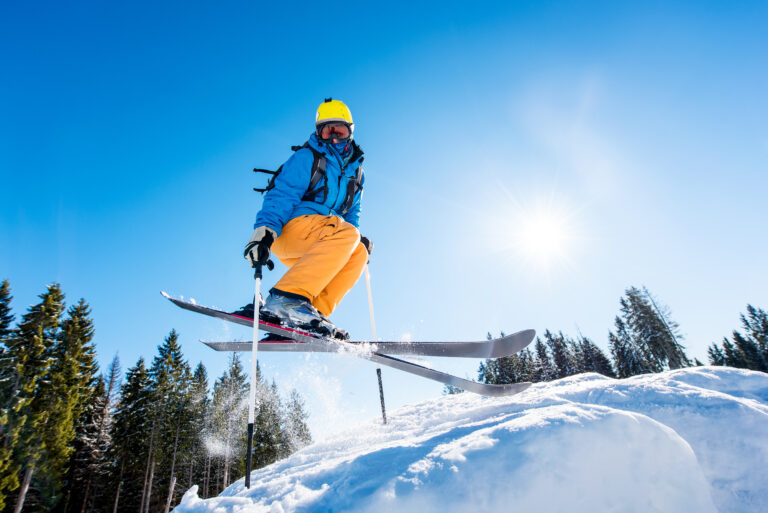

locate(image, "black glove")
[[244, 226, 276, 270], [360, 235, 373, 255]]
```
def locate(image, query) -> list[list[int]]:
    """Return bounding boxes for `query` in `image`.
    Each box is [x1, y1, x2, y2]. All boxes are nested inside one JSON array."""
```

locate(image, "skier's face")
[[318, 122, 352, 143]]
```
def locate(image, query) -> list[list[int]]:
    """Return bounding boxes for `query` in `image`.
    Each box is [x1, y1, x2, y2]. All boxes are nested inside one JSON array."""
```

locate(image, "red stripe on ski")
[[229, 313, 314, 343]]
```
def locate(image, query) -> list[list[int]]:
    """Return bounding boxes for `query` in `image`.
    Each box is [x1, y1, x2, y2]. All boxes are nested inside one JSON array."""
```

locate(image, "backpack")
[[253, 142, 363, 215]]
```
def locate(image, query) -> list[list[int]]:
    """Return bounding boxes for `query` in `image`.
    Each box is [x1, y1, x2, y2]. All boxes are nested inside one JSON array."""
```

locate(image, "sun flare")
[[511, 205, 579, 272], [520, 213, 566, 254]]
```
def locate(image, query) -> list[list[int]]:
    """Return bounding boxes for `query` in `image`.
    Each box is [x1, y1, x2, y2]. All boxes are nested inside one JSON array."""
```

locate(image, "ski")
[[364, 352, 531, 397], [162, 292, 535, 358], [200, 328, 534, 357], [203, 337, 531, 397], [163, 291, 534, 396]]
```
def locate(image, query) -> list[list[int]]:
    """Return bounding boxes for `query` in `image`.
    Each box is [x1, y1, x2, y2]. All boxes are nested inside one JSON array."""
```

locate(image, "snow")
[[173, 367, 768, 513]]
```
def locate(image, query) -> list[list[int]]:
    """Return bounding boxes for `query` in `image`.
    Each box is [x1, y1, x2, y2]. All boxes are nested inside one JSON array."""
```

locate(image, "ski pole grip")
[[253, 256, 276, 279]]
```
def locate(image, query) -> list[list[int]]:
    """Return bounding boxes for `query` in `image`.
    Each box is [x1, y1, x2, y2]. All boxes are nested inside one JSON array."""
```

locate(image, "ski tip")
[[503, 329, 536, 344], [513, 381, 533, 394], [200, 340, 219, 351], [492, 381, 533, 396], [160, 290, 171, 299]]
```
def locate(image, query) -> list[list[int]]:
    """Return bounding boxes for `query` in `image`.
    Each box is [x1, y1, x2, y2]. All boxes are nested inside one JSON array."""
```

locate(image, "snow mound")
[[173, 367, 768, 513]]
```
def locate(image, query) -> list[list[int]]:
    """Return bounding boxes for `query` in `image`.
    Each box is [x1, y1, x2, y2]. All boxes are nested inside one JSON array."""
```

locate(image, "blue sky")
[[2, 1, 767, 437]]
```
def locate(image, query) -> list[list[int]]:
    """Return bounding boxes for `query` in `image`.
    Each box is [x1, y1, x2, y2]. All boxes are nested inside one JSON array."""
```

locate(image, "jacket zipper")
[[325, 145, 362, 215]]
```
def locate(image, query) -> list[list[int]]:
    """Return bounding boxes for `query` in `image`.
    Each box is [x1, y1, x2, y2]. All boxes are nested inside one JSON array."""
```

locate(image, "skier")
[[237, 98, 371, 339]]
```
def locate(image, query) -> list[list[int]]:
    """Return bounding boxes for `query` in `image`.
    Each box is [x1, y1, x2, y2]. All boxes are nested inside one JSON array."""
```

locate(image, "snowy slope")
[[173, 367, 768, 513]]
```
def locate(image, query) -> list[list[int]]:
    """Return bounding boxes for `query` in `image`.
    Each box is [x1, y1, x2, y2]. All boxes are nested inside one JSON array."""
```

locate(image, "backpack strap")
[[253, 142, 327, 200], [340, 164, 364, 215], [252, 168, 280, 193], [300, 143, 328, 203]]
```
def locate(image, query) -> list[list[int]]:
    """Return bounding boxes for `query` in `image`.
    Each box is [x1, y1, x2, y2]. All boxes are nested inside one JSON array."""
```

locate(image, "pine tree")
[[144, 329, 191, 513], [282, 389, 311, 455], [589, 340, 616, 377], [731, 332, 765, 371], [531, 338, 555, 382], [609, 316, 653, 378], [479, 349, 534, 385], [65, 356, 120, 513], [743, 305, 768, 352], [707, 343, 726, 366], [163, 358, 204, 512], [184, 363, 209, 498], [0, 279, 16, 511], [607, 287, 692, 376], [617, 295, 661, 372], [518, 348, 534, 382], [571, 336, 616, 377], [477, 360, 496, 384], [708, 305, 768, 371], [207, 353, 247, 491], [721, 339, 744, 367], [2, 284, 65, 512], [32, 298, 100, 511], [622, 287, 691, 370], [252, 381, 285, 468], [64, 377, 105, 513], [110, 358, 152, 513], [0, 280, 13, 340], [544, 330, 576, 379], [731, 305, 768, 371]]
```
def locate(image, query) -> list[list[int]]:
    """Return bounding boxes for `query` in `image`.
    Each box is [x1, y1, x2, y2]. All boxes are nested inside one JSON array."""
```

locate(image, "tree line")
[[707, 304, 768, 372], [0, 280, 311, 513], [470, 286, 767, 388]]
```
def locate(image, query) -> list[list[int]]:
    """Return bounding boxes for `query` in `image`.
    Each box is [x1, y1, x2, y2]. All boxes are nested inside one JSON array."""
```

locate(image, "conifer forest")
[[468, 286, 766, 389], [1, 278, 766, 511], [0, 280, 311, 513]]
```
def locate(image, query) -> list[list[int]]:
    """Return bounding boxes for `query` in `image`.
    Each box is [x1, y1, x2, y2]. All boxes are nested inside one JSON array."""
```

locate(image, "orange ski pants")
[[271, 214, 368, 317]]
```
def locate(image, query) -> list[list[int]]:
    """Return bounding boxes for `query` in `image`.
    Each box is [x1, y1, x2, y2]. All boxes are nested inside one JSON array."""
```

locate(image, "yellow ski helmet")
[[315, 98, 354, 128]]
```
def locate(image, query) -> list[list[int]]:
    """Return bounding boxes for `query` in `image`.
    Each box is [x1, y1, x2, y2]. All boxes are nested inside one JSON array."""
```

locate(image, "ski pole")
[[245, 264, 262, 489], [364, 264, 387, 425]]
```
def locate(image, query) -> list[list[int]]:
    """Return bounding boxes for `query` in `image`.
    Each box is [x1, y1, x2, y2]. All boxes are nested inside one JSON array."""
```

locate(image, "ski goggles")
[[317, 122, 352, 141]]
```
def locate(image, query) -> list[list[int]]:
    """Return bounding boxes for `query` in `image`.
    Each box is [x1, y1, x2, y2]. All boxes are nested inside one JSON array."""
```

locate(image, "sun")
[[476, 187, 584, 276], [510, 204, 579, 272], [519, 212, 566, 255]]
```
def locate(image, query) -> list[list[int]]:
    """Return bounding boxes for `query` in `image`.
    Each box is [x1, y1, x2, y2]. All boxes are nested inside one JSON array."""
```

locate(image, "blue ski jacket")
[[254, 134, 365, 236]]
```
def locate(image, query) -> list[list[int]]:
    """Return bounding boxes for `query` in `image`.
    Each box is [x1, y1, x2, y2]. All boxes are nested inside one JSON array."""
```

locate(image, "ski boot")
[[332, 326, 349, 340], [317, 311, 349, 340], [313, 308, 349, 340], [259, 290, 337, 338]]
